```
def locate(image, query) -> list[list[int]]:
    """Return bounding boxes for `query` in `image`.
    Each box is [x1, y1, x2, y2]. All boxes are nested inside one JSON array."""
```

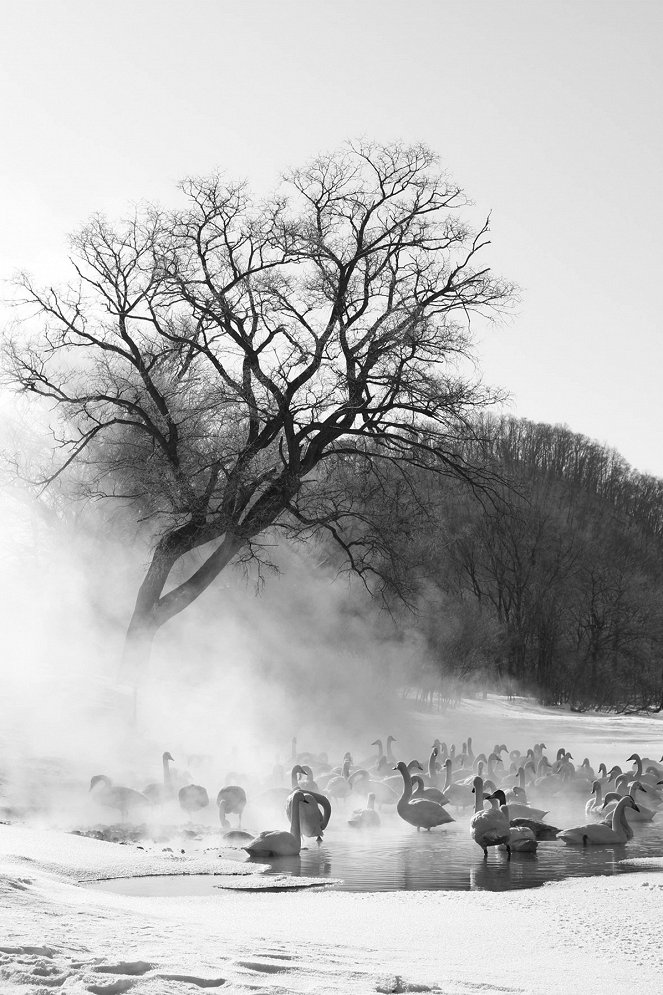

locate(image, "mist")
[[0, 444, 432, 828]]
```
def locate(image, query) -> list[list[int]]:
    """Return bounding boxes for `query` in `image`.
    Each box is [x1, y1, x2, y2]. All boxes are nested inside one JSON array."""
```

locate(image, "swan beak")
[[392, 766, 398, 771], [632, 803, 640, 812]]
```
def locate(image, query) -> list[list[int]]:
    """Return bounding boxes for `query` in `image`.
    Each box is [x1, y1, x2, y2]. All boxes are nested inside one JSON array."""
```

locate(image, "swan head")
[[601, 792, 620, 807], [163, 752, 174, 762], [472, 776, 484, 793], [626, 753, 640, 764], [289, 790, 311, 806], [488, 789, 507, 806], [89, 774, 111, 791], [625, 796, 640, 812], [392, 761, 409, 775], [371, 739, 382, 748], [386, 736, 397, 746]]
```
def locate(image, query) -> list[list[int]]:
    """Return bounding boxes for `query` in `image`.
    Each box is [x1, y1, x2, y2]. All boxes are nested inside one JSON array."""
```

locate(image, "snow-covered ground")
[[1, 697, 662, 994]]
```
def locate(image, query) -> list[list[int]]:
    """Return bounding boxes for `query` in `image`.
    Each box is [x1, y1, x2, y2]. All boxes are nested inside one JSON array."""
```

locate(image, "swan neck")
[[398, 765, 413, 805], [290, 795, 303, 840]]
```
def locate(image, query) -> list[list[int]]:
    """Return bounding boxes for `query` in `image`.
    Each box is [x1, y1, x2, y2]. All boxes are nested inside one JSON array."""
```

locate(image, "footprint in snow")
[[87, 981, 137, 995], [96, 962, 152, 976], [236, 961, 286, 974], [158, 975, 226, 988]]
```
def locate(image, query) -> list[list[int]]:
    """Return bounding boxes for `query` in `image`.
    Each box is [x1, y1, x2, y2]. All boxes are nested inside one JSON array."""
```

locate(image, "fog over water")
[[0, 406, 661, 842]]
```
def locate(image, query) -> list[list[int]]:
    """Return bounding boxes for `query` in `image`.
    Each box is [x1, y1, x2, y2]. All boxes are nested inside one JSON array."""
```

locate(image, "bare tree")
[[4, 141, 512, 669]]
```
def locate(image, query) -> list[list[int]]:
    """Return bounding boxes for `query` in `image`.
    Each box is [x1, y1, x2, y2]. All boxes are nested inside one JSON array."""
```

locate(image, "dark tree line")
[[372, 416, 663, 711]]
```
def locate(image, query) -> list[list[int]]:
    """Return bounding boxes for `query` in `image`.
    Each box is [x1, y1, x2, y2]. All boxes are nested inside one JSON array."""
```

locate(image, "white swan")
[[557, 795, 639, 846], [394, 762, 455, 830], [489, 791, 538, 854], [585, 780, 604, 820], [348, 792, 381, 828], [244, 790, 310, 857], [441, 759, 474, 808], [470, 777, 510, 857], [217, 785, 247, 828], [89, 775, 149, 823], [411, 775, 449, 806], [600, 783, 656, 825], [178, 784, 209, 819], [285, 787, 331, 840], [143, 751, 174, 805]]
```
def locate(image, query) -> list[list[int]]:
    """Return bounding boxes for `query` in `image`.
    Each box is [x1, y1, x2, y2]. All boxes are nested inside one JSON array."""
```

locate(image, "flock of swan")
[[86, 735, 663, 865]]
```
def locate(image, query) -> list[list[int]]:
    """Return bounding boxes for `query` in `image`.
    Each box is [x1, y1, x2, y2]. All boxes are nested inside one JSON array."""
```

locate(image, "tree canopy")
[[4, 141, 512, 664]]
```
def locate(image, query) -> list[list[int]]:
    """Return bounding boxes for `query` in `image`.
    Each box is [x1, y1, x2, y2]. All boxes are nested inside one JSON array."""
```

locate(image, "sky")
[[1, 1, 662, 475]]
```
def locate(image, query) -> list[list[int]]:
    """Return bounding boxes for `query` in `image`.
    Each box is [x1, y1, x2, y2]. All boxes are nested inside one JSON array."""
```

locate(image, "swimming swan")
[[557, 795, 639, 846]]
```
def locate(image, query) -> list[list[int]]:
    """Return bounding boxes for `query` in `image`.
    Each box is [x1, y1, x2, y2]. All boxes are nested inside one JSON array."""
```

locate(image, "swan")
[[441, 759, 474, 808], [259, 764, 308, 806], [143, 752, 175, 805], [509, 817, 560, 840], [470, 777, 510, 857], [324, 758, 354, 800], [557, 795, 639, 846], [89, 775, 149, 822], [625, 754, 661, 788], [577, 758, 595, 781], [244, 790, 310, 857], [411, 775, 449, 806], [286, 788, 331, 840], [217, 785, 247, 828], [350, 769, 399, 806], [393, 762, 455, 831], [585, 781, 604, 820], [178, 784, 209, 819], [502, 788, 548, 821], [489, 791, 538, 854], [600, 783, 656, 825], [299, 766, 320, 792], [348, 792, 381, 829]]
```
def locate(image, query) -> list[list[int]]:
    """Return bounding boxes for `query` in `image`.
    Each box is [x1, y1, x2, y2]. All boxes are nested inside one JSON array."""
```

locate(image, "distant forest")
[[333, 416, 663, 713]]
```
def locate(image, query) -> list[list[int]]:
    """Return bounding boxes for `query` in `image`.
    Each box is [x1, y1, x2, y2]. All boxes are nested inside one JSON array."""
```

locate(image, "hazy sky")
[[1, 1, 661, 474]]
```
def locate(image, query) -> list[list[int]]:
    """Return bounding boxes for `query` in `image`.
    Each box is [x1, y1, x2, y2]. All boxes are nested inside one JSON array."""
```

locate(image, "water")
[[88, 812, 663, 895]]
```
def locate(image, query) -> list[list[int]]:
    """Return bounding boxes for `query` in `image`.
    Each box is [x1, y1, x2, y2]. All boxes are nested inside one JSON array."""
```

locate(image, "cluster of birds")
[[88, 736, 663, 860]]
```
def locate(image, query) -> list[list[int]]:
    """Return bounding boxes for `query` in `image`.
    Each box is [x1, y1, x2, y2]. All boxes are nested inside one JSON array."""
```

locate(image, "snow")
[[1, 698, 662, 994]]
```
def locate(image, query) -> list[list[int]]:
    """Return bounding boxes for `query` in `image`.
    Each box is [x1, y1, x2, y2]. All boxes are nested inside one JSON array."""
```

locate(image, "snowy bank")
[[1, 822, 662, 994]]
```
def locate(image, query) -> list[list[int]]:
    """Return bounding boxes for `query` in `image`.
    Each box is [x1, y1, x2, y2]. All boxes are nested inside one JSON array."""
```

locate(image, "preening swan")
[[217, 785, 247, 828], [557, 795, 640, 846], [394, 762, 454, 831], [286, 787, 331, 840], [244, 789, 310, 857], [178, 784, 209, 819], [89, 775, 149, 822]]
